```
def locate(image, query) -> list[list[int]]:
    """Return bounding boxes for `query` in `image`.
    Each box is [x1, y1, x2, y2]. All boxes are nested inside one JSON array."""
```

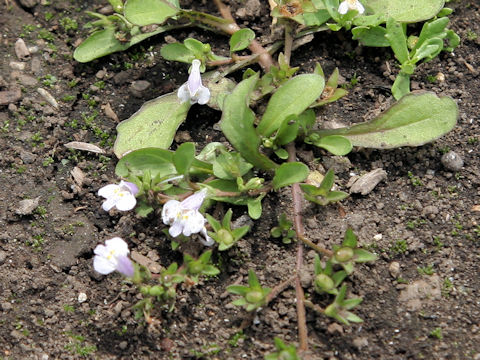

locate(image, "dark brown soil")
[[0, 0, 479, 359]]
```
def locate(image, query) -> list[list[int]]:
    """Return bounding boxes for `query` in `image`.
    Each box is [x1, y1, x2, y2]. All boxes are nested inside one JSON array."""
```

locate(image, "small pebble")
[[349, 168, 387, 195], [389, 261, 401, 278], [441, 151, 463, 171], [15, 38, 30, 60], [78, 292, 88, 303], [9, 61, 26, 70], [37, 88, 58, 109], [130, 80, 151, 97], [15, 197, 40, 216]]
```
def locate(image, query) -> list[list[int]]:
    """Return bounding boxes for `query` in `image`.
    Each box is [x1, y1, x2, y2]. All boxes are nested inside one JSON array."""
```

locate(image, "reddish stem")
[[286, 142, 308, 351]]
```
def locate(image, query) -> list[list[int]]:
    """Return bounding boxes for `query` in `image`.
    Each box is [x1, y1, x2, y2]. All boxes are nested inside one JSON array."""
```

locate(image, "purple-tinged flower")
[[162, 189, 214, 246], [98, 181, 138, 212], [338, 0, 365, 15], [177, 59, 211, 105], [93, 237, 134, 277]]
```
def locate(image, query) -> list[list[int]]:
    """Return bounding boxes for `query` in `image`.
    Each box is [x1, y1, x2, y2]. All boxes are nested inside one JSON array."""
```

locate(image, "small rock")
[[323, 156, 352, 174], [422, 205, 439, 217], [0, 250, 7, 265], [18, 74, 38, 87], [20, 150, 36, 164], [441, 151, 463, 171], [31, 57, 42, 75], [15, 39, 30, 60], [130, 80, 151, 97], [44, 309, 55, 317], [389, 261, 401, 278], [373, 233, 383, 241], [98, 4, 114, 14], [19, 0, 39, 7], [349, 168, 387, 195], [0, 88, 22, 106], [327, 322, 343, 335], [95, 69, 106, 79], [113, 71, 132, 85], [28, 45, 39, 54], [353, 337, 368, 350], [398, 275, 442, 311], [131, 251, 162, 274], [78, 292, 88, 303], [118, 341, 128, 350], [9, 61, 26, 70], [37, 88, 58, 109], [15, 197, 40, 216]]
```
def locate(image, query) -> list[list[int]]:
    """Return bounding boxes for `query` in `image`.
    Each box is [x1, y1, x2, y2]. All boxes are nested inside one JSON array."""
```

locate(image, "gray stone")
[[18, 74, 38, 87], [15, 197, 40, 216], [20, 150, 36, 164], [0, 250, 7, 265], [441, 151, 463, 171], [31, 57, 42, 75], [15, 39, 30, 60], [18, 0, 39, 8], [0, 88, 22, 105], [130, 80, 151, 97], [9, 61, 26, 70], [389, 261, 401, 278]]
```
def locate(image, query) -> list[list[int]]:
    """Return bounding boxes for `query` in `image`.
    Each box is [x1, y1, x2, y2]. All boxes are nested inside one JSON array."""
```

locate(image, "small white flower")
[[93, 237, 134, 277], [177, 59, 211, 105], [338, 0, 365, 15], [98, 181, 138, 212], [162, 189, 214, 246]]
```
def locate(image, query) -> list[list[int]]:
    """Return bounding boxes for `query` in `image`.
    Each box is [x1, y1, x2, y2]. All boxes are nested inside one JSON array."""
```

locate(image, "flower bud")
[[314, 274, 334, 292], [245, 291, 264, 304], [149, 285, 164, 296], [335, 247, 354, 262], [218, 229, 234, 245], [189, 262, 203, 275]]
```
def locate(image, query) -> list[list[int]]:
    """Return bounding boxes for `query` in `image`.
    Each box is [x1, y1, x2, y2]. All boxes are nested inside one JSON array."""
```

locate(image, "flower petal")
[[177, 83, 190, 104], [93, 255, 116, 275], [200, 227, 215, 246], [338, 1, 348, 14], [196, 86, 211, 105], [187, 59, 202, 95], [116, 255, 134, 277], [169, 221, 184, 237], [120, 181, 139, 195], [98, 184, 119, 198], [182, 210, 205, 236], [356, 1, 365, 14], [105, 237, 130, 256], [181, 189, 207, 211], [162, 200, 181, 225], [114, 194, 137, 211], [102, 197, 118, 212]]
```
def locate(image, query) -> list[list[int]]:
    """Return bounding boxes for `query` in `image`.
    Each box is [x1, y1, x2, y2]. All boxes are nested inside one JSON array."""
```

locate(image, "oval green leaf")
[[124, 0, 178, 26], [73, 27, 129, 63], [114, 92, 190, 158], [273, 162, 309, 190], [312, 135, 353, 155], [314, 92, 457, 149], [173, 142, 195, 175], [229, 28, 255, 53], [365, 0, 445, 23], [220, 74, 278, 171], [257, 74, 325, 137], [115, 147, 176, 178]]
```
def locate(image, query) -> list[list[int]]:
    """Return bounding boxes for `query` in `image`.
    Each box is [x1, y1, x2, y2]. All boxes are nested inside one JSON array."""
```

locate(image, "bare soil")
[[0, 0, 479, 359]]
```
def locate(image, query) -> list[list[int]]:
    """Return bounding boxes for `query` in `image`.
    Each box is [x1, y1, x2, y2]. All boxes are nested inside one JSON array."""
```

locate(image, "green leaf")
[[124, 0, 178, 26], [220, 74, 278, 170], [310, 135, 352, 155], [173, 142, 195, 175], [212, 151, 253, 180], [391, 72, 411, 100], [115, 147, 175, 178], [247, 196, 263, 219], [226, 285, 248, 296], [313, 92, 457, 148], [354, 248, 378, 262], [73, 27, 129, 63], [206, 214, 222, 232], [365, 0, 445, 23], [257, 74, 325, 137], [114, 92, 190, 158], [273, 162, 309, 190], [160, 43, 195, 63], [385, 17, 409, 64], [343, 228, 357, 248], [352, 26, 389, 47], [229, 28, 255, 52]]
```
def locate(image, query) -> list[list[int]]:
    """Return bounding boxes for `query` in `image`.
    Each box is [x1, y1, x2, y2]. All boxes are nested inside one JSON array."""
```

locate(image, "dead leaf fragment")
[[103, 102, 119, 122], [349, 168, 387, 195], [64, 141, 105, 154], [71, 166, 85, 188]]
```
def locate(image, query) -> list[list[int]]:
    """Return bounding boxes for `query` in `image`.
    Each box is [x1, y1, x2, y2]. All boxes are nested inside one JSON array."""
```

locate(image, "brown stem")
[[206, 55, 251, 67], [304, 299, 325, 314], [212, 0, 274, 71], [298, 234, 333, 257], [286, 142, 308, 352], [284, 22, 293, 65], [266, 275, 296, 304]]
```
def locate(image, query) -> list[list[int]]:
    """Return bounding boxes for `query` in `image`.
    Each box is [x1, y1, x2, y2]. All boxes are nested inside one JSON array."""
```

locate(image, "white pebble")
[[78, 292, 88, 303]]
